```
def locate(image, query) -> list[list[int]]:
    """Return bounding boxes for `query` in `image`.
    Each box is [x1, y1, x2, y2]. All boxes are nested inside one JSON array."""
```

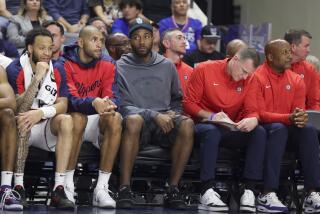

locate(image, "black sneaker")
[[13, 185, 28, 208], [50, 185, 75, 209], [164, 186, 187, 209], [117, 185, 134, 209]]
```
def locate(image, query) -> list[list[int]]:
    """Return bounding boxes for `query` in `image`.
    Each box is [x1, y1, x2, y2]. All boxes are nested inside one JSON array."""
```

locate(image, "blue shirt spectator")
[[43, 0, 89, 33]]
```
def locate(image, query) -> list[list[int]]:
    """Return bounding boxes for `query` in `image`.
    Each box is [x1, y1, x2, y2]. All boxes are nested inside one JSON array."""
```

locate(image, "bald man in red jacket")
[[254, 39, 320, 213]]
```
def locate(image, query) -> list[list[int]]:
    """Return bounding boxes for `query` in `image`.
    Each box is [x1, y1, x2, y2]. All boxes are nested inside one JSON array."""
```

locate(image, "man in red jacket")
[[161, 28, 193, 94], [255, 39, 320, 213], [284, 29, 320, 110], [184, 48, 266, 212]]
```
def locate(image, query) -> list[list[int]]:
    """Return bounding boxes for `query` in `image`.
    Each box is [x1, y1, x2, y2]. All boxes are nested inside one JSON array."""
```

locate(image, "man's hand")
[[17, 110, 43, 134], [68, 24, 81, 33], [236, 117, 258, 132], [92, 97, 117, 115], [154, 113, 174, 134], [289, 108, 308, 128], [35, 62, 49, 81], [212, 111, 229, 121]]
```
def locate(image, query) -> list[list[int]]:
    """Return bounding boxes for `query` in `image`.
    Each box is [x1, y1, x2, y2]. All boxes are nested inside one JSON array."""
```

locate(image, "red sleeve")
[[291, 76, 307, 111], [101, 63, 116, 98], [16, 71, 25, 95], [183, 64, 205, 117], [241, 76, 259, 119], [306, 65, 320, 110]]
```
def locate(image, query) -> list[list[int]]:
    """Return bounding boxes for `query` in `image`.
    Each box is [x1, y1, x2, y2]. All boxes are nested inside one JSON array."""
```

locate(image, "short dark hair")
[[284, 29, 312, 45], [42, 20, 65, 36], [25, 28, 53, 50], [237, 47, 260, 68], [119, 0, 143, 11], [88, 17, 105, 26]]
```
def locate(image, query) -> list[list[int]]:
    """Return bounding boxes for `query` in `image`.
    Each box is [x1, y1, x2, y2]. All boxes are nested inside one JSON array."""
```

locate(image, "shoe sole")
[[93, 200, 116, 209], [198, 204, 229, 212], [117, 199, 133, 209], [4, 204, 23, 211], [240, 205, 256, 213], [303, 206, 320, 213], [257, 205, 288, 213]]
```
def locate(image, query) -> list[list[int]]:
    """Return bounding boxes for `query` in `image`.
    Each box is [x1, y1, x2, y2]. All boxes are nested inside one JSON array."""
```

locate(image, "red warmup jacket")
[[254, 62, 306, 124], [183, 59, 258, 122], [291, 60, 320, 110], [175, 60, 193, 95]]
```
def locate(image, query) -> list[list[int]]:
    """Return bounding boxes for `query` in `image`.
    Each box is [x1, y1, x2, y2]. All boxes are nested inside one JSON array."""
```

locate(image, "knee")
[[271, 123, 288, 134], [252, 125, 267, 138], [71, 113, 87, 134], [101, 112, 122, 133], [178, 118, 194, 136], [196, 124, 221, 140], [59, 114, 73, 133], [0, 108, 16, 127], [125, 114, 144, 134]]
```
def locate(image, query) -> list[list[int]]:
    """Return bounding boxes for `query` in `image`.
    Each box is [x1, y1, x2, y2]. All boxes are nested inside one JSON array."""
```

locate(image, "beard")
[[84, 47, 101, 60], [31, 52, 40, 64], [132, 46, 152, 58]]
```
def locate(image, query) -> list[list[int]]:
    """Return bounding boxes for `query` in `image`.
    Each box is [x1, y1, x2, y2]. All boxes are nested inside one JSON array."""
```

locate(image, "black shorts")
[[123, 114, 189, 148]]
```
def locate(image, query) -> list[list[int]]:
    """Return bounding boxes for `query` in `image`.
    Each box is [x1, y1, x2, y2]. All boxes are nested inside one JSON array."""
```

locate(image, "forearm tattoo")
[[15, 77, 41, 173]]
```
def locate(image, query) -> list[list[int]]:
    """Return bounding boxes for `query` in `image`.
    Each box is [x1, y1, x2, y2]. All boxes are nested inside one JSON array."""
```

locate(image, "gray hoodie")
[[116, 52, 183, 121]]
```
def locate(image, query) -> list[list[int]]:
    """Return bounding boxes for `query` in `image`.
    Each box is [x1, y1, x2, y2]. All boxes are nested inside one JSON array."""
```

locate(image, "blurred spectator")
[[158, 0, 202, 54], [306, 55, 320, 73], [226, 39, 247, 58], [0, 38, 19, 58], [7, 0, 52, 50], [42, 20, 65, 61], [105, 32, 131, 61], [183, 25, 224, 67], [0, 0, 20, 28], [88, 17, 108, 37], [111, 0, 150, 36], [88, 0, 121, 28], [0, 53, 12, 68], [43, 0, 89, 33], [152, 22, 160, 53]]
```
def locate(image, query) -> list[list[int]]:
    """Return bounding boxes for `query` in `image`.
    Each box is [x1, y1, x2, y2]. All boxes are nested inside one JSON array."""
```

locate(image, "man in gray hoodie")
[[116, 18, 194, 209]]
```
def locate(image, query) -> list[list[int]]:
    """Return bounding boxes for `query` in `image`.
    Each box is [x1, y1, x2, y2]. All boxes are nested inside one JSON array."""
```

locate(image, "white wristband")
[[40, 106, 57, 119]]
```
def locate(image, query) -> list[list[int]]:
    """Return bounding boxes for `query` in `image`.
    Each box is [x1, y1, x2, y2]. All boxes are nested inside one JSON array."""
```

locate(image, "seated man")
[[0, 65, 20, 210], [105, 32, 132, 61], [6, 28, 75, 209], [42, 21, 65, 62], [116, 19, 194, 209], [56, 25, 122, 208], [43, 0, 89, 33], [254, 39, 320, 213], [183, 25, 224, 67], [161, 28, 193, 93], [184, 48, 266, 212]]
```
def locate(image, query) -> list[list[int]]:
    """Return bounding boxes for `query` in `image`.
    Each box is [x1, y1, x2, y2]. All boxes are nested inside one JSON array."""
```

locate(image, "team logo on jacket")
[[285, 84, 291, 90], [300, 73, 305, 79], [184, 75, 188, 80], [236, 86, 242, 92]]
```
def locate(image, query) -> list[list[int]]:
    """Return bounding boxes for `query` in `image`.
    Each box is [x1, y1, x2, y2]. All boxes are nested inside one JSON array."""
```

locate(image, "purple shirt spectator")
[[158, 16, 202, 54], [111, 18, 129, 36]]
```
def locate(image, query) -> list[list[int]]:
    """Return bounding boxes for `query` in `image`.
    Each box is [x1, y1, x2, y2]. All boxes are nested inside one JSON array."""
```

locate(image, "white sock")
[[96, 170, 111, 189], [14, 173, 24, 188], [54, 172, 66, 190], [65, 169, 75, 188], [1, 171, 13, 186]]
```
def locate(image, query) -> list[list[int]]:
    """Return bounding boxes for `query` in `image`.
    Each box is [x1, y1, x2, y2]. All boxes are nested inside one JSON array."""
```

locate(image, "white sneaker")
[[65, 185, 75, 204], [240, 189, 256, 212], [198, 188, 229, 212], [92, 185, 116, 208], [256, 192, 288, 213], [303, 192, 320, 213]]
